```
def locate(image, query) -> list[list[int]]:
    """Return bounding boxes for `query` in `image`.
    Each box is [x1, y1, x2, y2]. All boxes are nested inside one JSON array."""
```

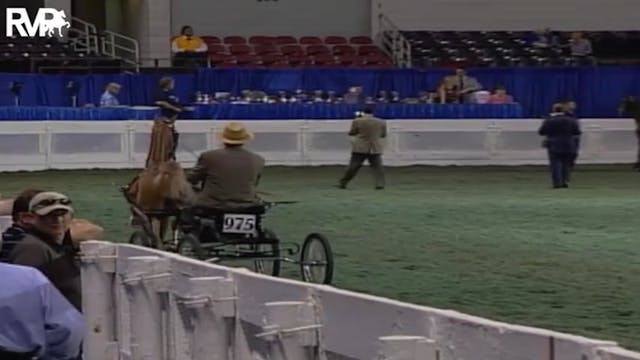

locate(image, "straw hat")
[[220, 122, 253, 145]]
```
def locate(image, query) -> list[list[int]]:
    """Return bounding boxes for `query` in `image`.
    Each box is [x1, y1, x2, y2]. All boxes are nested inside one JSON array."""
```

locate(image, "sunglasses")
[[32, 197, 72, 209]]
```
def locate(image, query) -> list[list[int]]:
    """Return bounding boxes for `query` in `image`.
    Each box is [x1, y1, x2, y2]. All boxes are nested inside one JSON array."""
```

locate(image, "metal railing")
[[378, 13, 412, 68], [101, 31, 141, 72], [70, 17, 99, 54]]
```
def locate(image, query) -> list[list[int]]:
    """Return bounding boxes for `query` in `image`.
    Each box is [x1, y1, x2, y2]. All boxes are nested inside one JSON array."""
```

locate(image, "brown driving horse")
[[127, 119, 194, 249]]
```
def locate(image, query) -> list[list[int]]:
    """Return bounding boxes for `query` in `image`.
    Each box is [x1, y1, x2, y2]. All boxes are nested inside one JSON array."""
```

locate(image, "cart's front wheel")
[[176, 232, 204, 260], [129, 230, 151, 248], [300, 233, 334, 284]]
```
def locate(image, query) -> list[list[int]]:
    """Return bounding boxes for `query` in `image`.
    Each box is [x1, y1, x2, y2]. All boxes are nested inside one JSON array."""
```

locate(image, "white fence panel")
[[0, 119, 637, 171], [79, 241, 640, 360]]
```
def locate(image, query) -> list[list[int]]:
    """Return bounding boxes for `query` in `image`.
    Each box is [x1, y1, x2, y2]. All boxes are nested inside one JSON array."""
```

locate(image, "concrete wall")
[[374, 0, 640, 31], [169, 0, 371, 37]]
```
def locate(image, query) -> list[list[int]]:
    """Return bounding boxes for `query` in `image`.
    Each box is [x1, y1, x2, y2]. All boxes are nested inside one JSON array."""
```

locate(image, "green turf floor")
[[1, 165, 639, 350]]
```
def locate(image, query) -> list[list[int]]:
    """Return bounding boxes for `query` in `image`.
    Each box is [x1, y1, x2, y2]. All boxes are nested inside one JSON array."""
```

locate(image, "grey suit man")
[[338, 107, 387, 189]]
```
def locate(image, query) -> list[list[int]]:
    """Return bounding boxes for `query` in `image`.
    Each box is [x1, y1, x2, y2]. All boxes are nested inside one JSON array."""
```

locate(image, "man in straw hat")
[[187, 122, 265, 209]]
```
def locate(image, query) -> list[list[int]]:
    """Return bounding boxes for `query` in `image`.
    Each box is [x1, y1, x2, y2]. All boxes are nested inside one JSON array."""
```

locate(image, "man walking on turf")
[[338, 106, 387, 189], [539, 103, 581, 188]]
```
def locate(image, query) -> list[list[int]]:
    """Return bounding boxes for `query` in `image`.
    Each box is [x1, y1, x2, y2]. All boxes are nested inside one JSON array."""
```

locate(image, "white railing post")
[[256, 301, 324, 360], [172, 276, 237, 360], [120, 256, 172, 360], [79, 241, 119, 359], [376, 336, 438, 360]]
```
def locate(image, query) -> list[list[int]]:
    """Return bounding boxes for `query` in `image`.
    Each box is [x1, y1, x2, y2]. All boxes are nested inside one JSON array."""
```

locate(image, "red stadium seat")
[[209, 54, 234, 66], [306, 45, 330, 56], [325, 36, 347, 44], [249, 36, 276, 45], [235, 54, 261, 67], [202, 36, 221, 45], [229, 44, 252, 55], [253, 45, 279, 55], [223, 36, 247, 44], [287, 55, 310, 67], [332, 45, 356, 56], [313, 54, 337, 66], [261, 54, 285, 66], [275, 36, 297, 45], [358, 45, 383, 56], [336, 55, 360, 66], [207, 44, 227, 55], [281, 45, 304, 56], [350, 36, 373, 45], [300, 36, 323, 45]]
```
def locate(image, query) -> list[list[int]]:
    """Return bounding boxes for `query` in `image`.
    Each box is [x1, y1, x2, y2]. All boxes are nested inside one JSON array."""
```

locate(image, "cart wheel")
[[253, 229, 281, 277], [129, 230, 151, 247], [177, 232, 204, 260], [300, 233, 334, 284]]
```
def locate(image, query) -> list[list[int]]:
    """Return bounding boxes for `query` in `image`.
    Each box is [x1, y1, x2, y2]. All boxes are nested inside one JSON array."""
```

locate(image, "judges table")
[[0, 103, 523, 120]]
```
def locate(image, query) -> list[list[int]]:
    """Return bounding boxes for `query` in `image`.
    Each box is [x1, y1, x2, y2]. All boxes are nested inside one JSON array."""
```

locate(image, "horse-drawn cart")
[[120, 186, 334, 284]]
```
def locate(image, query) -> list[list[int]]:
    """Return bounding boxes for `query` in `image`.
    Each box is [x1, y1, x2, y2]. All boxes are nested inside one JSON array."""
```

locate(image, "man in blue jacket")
[[539, 103, 582, 188]]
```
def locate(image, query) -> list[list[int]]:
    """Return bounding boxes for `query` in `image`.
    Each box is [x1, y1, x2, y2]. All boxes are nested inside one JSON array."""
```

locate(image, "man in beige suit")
[[187, 122, 265, 209], [338, 106, 387, 189]]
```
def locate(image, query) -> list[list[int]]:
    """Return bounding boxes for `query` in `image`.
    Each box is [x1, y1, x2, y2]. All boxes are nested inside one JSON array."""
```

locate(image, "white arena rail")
[[0, 119, 636, 171], [79, 240, 640, 360]]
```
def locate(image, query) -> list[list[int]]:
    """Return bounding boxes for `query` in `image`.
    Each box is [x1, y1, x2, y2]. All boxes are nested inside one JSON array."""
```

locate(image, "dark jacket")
[[539, 113, 581, 154], [0, 224, 27, 263], [7, 228, 82, 311], [187, 146, 265, 208]]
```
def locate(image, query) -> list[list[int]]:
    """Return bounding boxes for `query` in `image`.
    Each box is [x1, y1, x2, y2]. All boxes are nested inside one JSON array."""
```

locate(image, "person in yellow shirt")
[[172, 26, 208, 53]]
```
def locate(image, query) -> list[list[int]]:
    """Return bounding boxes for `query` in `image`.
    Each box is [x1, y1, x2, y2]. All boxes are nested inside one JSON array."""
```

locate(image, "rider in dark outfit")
[[153, 77, 183, 160]]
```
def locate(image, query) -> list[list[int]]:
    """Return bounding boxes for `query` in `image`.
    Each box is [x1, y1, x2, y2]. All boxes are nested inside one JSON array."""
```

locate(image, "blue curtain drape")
[[0, 66, 638, 117]]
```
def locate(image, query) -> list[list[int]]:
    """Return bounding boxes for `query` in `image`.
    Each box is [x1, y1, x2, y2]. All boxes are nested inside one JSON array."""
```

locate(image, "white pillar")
[[79, 241, 119, 359], [121, 256, 172, 360]]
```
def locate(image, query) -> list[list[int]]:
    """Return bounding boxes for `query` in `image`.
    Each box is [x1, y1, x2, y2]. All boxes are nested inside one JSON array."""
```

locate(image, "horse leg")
[[158, 217, 169, 250]]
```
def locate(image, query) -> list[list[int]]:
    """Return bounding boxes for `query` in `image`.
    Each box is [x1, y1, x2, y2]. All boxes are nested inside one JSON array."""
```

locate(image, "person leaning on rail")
[[5, 192, 85, 311], [1, 188, 104, 263]]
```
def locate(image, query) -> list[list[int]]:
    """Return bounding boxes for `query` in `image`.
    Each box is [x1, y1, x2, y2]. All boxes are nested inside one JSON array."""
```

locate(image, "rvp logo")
[[6, 8, 70, 38]]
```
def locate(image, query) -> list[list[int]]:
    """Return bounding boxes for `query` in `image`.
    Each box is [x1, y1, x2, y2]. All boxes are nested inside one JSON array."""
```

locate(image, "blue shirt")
[[100, 91, 119, 107], [154, 89, 181, 118], [0, 263, 85, 359]]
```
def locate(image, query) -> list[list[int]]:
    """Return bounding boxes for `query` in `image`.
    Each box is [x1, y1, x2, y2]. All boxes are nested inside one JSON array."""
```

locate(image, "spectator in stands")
[[7, 191, 83, 311], [525, 29, 550, 48], [0, 262, 84, 359], [487, 85, 514, 104], [172, 26, 208, 54], [99, 82, 121, 107], [172, 25, 208, 68], [569, 32, 594, 64]]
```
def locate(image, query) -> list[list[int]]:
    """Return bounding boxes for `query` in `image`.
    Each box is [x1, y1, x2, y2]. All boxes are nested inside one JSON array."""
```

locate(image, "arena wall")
[[374, 0, 640, 32], [170, 0, 371, 37], [0, 119, 636, 171], [75, 240, 640, 360]]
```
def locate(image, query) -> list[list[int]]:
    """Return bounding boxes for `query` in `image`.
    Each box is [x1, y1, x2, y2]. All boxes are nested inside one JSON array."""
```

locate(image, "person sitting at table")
[[434, 80, 458, 104], [442, 68, 482, 104], [487, 85, 514, 104], [99, 82, 121, 107]]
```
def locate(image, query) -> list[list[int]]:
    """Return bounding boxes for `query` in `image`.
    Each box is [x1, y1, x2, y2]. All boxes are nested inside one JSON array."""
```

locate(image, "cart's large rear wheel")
[[300, 233, 334, 284], [253, 229, 281, 277]]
